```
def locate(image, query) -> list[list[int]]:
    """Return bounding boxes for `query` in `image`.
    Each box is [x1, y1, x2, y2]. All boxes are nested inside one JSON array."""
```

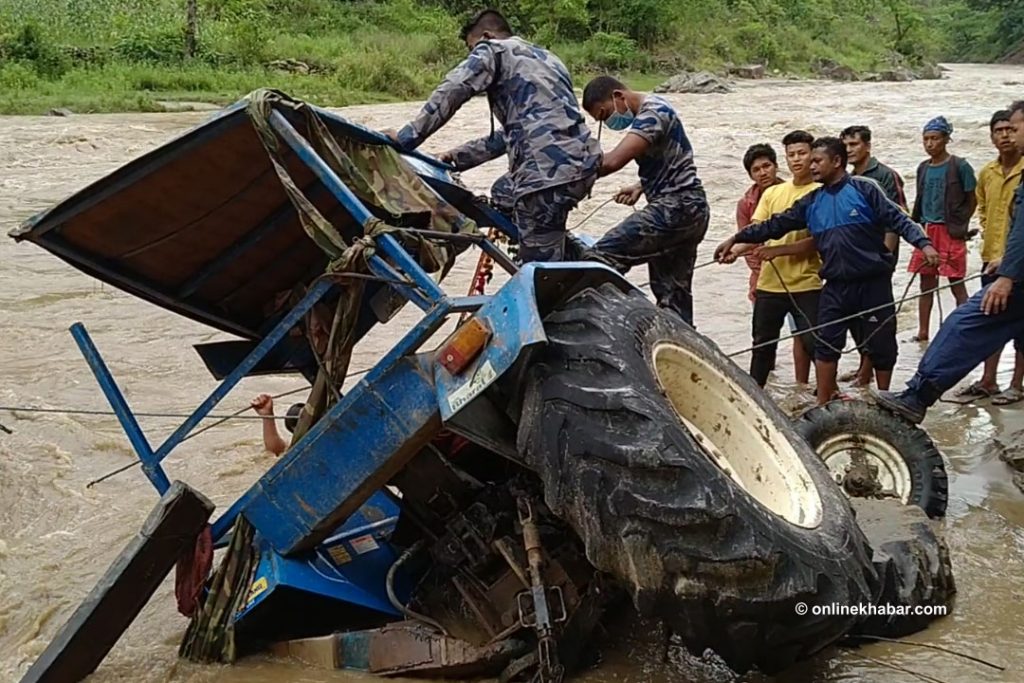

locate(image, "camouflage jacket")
[[395, 36, 602, 200]]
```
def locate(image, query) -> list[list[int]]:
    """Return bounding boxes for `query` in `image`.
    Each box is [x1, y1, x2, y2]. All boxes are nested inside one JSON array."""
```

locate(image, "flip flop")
[[905, 334, 929, 343], [953, 381, 999, 400], [992, 387, 1024, 406], [838, 369, 860, 382]]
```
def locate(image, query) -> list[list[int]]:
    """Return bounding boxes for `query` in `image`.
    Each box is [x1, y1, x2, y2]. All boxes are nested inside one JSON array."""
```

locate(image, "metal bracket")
[[515, 585, 567, 630]]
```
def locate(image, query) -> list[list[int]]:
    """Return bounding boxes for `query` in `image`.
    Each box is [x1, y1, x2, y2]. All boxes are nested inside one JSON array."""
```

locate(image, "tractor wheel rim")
[[651, 341, 824, 529], [816, 433, 913, 504]]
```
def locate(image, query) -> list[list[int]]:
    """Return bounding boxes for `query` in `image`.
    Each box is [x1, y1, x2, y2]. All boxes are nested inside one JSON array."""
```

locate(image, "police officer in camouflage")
[[581, 76, 710, 327], [386, 9, 601, 263]]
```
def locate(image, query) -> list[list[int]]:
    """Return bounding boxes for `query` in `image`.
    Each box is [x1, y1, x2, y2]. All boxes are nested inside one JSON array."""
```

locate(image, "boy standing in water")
[[877, 101, 1024, 423], [953, 110, 1024, 403], [727, 131, 822, 388], [907, 116, 977, 342], [841, 125, 907, 387], [736, 143, 784, 302]]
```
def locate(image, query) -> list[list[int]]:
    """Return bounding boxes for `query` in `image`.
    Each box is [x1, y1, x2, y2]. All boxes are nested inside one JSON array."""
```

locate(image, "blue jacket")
[[997, 182, 1024, 283], [735, 174, 932, 282]]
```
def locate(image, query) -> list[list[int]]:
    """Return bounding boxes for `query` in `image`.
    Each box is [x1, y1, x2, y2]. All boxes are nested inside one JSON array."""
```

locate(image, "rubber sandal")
[[905, 334, 929, 343], [992, 387, 1024, 406], [838, 369, 860, 382], [953, 381, 998, 400]]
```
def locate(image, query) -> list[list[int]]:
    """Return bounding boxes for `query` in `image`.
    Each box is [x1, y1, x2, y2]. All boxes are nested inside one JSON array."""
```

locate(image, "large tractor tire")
[[516, 284, 878, 675], [794, 401, 948, 518], [848, 499, 956, 638]]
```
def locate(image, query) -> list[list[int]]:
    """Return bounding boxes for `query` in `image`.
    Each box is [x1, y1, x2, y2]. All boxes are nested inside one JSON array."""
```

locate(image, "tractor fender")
[[435, 261, 634, 421]]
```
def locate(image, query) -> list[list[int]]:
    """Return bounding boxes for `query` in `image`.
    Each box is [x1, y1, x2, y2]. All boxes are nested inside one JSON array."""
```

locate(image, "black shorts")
[[817, 278, 898, 370]]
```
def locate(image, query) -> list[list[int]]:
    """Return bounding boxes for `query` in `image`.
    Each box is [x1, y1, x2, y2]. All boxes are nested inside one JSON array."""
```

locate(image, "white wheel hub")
[[651, 341, 824, 529], [816, 433, 913, 504]]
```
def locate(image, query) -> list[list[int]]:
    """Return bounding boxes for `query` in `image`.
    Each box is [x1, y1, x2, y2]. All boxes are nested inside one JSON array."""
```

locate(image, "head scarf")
[[923, 116, 953, 136]]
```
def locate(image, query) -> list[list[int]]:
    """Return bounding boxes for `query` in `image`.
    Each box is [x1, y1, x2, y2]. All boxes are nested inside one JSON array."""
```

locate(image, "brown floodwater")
[[1, 64, 1023, 683]]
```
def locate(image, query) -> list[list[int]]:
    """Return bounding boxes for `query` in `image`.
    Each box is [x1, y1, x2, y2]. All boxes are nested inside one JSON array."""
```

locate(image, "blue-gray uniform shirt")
[[395, 36, 601, 201], [627, 95, 703, 201], [998, 182, 1024, 283]]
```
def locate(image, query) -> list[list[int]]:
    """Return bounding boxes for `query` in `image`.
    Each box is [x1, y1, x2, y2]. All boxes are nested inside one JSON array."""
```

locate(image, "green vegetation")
[[0, 0, 1013, 115]]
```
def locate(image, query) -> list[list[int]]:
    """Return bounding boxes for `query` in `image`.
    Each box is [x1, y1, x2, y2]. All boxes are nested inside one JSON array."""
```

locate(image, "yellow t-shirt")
[[977, 157, 1024, 263], [751, 180, 823, 293]]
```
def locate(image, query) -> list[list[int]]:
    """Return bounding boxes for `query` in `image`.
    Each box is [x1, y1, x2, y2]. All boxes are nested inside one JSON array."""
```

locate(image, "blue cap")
[[923, 116, 953, 136]]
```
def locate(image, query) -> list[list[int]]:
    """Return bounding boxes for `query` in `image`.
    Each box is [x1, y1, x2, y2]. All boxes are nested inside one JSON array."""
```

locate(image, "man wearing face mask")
[[385, 9, 601, 263], [579, 76, 710, 326]]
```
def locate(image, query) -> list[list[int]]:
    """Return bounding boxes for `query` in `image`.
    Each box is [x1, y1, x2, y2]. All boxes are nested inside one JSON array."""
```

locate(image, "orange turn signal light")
[[438, 317, 491, 374]]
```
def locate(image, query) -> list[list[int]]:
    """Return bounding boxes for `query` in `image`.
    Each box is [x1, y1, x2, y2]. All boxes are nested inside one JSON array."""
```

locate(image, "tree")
[[185, 0, 198, 59]]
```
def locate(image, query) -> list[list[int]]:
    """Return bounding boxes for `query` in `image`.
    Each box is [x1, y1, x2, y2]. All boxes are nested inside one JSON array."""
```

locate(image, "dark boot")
[[872, 389, 928, 424]]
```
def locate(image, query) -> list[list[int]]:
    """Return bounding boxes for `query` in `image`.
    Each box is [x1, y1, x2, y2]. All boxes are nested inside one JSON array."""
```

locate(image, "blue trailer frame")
[[62, 96, 630, 624]]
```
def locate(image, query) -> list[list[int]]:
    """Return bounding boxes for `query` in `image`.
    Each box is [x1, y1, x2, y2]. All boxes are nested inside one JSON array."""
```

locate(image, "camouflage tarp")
[[245, 88, 478, 266], [242, 88, 481, 439]]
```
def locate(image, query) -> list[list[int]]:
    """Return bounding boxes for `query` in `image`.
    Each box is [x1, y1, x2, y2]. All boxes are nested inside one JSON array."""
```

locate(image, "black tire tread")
[[516, 283, 878, 674], [794, 400, 948, 518], [848, 499, 956, 637]]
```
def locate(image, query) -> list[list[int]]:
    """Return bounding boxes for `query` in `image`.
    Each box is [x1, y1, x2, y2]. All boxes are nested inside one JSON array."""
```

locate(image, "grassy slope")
[[0, 0, 993, 115]]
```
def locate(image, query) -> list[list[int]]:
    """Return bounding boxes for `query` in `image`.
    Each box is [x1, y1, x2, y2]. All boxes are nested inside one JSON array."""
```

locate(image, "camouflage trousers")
[[587, 190, 710, 327], [491, 172, 596, 262]]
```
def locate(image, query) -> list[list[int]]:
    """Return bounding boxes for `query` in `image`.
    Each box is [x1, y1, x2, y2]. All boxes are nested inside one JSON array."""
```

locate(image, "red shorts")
[[908, 223, 967, 278]]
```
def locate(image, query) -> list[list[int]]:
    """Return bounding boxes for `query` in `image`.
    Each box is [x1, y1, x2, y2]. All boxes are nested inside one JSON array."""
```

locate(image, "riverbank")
[[0, 0, 1012, 115]]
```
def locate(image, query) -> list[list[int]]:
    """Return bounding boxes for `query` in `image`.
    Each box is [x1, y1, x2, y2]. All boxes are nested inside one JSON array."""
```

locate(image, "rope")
[[763, 258, 918, 357], [0, 368, 374, 429], [637, 258, 718, 289], [725, 272, 985, 358], [569, 196, 618, 231], [0, 406, 292, 421], [849, 654, 950, 683], [842, 634, 1005, 671]]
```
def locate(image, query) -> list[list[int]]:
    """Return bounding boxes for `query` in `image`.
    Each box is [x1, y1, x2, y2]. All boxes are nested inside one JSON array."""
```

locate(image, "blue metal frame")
[[70, 323, 171, 494], [69, 96, 625, 554]]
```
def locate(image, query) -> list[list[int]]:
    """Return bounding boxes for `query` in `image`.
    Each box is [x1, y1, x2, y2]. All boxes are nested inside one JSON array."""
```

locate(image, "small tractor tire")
[[516, 284, 878, 675], [794, 401, 948, 518]]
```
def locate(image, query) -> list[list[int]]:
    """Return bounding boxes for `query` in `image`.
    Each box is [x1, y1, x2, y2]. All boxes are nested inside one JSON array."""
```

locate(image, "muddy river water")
[[2, 64, 1023, 683]]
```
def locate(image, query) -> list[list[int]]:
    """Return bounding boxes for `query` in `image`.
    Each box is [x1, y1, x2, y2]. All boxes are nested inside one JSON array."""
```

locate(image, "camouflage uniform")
[[395, 36, 601, 262], [589, 95, 709, 326]]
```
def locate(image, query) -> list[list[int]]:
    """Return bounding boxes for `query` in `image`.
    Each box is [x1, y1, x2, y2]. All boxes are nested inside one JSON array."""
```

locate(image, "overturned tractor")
[[12, 90, 953, 683]]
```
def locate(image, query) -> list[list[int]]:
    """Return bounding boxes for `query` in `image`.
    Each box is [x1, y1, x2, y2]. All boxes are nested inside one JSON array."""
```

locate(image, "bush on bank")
[[0, 0, 1013, 114]]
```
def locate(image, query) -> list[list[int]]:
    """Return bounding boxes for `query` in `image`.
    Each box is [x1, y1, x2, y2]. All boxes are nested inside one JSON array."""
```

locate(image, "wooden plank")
[[20, 481, 215, 683]]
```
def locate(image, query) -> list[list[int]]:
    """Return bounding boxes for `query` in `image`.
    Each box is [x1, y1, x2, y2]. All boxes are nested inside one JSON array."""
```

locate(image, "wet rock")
[[995, 428, 1024, 493], [849, 499, 955, 638], [1001, 42, 1024, 64], [155, 101, 222, 113], [812, 58, 860, 82], [654, 71, 732, 94], [915, 62, 944, 80], [878, 67, 915, 82], [728, 64, 765, 79], [47, 108, 73, 117]]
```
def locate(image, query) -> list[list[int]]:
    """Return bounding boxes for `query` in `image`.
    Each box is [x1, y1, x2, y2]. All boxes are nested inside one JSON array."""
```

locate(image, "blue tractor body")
[[11, 89, 629, 655]]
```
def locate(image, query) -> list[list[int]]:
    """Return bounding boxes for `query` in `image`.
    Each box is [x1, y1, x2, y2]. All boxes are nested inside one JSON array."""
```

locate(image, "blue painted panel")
[[435, 262, 631, 420], [241, 354, 441, 555], [434, 268, 546, 422], [235, 496, 403, 621]]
